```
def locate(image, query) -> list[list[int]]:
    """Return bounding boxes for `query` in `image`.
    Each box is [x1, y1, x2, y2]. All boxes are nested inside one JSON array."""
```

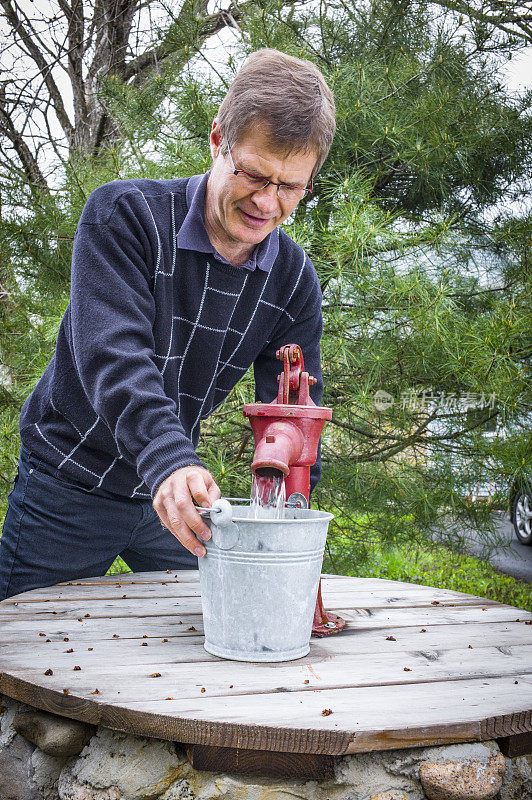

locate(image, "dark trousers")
[[0, 447, 197, 600]]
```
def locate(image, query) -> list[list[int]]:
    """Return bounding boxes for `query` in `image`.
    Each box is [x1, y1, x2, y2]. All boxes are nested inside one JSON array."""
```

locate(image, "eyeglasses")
[[225, 142, 313, 202]]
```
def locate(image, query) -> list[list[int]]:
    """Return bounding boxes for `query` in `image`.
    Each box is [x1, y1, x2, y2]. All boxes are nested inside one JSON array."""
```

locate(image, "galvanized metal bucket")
[[197, 499, 333, 662]]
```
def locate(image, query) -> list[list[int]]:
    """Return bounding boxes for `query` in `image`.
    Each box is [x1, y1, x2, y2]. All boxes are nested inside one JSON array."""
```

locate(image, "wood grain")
[[185, 744, 335, 778], [1, 573, 531, 755], [497, 731, 532, 757]]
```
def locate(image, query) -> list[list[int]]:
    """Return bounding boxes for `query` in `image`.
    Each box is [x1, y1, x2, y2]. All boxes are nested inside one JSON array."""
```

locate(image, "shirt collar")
[[177, 171, 279, 272]]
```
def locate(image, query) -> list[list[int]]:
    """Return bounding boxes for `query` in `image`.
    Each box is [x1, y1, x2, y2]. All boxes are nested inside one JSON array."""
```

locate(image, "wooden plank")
[[0, 589, 498, 615], [0, 578, 473, 601], [3, 645, 531, 704], [185, 743, 335, 779], [3, 575, 486, 605], [2, 674, 529, 754], [0, 603, 528, 640], [2, 621, 529, 669], [497, 731, 532, 757]]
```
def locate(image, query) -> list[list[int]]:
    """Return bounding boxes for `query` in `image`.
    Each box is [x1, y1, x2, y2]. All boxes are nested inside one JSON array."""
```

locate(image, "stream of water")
[[250, 472, 286, 519]]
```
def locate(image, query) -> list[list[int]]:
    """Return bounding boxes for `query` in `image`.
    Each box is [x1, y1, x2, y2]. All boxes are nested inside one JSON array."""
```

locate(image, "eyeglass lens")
[[237, 171, 307, 200]]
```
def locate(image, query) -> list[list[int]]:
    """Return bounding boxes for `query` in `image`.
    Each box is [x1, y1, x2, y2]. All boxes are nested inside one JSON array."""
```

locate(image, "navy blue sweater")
[[20, 177, 324, 499]]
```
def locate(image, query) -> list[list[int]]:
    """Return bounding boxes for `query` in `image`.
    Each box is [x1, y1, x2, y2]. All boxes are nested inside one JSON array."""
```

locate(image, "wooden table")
[[1, 572, 531, 776]]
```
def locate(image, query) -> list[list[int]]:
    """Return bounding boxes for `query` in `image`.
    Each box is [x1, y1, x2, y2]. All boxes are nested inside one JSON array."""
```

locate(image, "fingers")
[[164, 495, 208, 557], [205, 472, 222, 505], [153, 466, 220, 558], [186, 469, 212, 508]]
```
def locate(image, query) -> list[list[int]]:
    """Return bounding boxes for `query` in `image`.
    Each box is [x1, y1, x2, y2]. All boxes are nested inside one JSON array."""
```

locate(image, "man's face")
[[205, 121, 317, 256]]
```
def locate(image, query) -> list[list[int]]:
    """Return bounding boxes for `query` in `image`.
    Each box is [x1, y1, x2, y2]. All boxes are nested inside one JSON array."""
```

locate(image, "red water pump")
[[243, 344, 345, 637]]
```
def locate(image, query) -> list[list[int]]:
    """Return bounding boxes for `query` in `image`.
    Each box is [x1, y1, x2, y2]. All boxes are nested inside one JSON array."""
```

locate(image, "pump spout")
[[251, 421, 305, 477]]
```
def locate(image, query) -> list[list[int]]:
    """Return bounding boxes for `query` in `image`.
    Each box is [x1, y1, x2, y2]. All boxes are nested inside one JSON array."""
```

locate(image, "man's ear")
[[210, 119, 223, 158]]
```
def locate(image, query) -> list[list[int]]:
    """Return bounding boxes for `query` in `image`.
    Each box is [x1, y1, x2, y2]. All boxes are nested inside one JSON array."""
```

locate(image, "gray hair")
[[217, 49, 336, 177]]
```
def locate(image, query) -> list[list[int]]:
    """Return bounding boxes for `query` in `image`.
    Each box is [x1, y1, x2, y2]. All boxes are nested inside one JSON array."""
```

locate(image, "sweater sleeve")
[[70, 186, 205, 497], [253, 258, 325, 497]]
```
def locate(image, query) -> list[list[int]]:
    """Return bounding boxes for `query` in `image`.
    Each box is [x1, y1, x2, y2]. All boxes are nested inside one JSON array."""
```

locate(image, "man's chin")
[[232, 223, 273, 246]]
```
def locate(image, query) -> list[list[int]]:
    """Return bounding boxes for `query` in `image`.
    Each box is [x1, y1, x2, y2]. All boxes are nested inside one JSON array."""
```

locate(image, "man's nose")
[[251, 182, 280, 213]]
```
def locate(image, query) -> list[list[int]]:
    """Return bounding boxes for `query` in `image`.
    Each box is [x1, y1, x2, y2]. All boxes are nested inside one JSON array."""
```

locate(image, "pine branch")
[[433, 0, 532, 42]]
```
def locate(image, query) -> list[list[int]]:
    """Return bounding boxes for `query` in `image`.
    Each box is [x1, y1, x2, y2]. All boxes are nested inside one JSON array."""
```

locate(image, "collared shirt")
[[177, 172, 279, 272]]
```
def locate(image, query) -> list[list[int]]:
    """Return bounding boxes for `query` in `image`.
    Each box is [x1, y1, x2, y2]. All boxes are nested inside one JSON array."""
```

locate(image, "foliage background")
[[0, 0, 531, 575]]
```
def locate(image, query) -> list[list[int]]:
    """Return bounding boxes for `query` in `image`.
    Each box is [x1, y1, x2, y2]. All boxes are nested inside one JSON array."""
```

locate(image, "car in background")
[[510, 479, 532, 546]]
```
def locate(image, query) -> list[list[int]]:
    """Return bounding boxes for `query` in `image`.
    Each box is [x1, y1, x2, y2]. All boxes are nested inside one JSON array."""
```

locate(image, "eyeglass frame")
[[224, 141, 313, 201]]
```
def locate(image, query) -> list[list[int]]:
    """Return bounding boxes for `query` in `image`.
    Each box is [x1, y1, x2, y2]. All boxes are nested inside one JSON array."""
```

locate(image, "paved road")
[[434, 513, 532, 583]]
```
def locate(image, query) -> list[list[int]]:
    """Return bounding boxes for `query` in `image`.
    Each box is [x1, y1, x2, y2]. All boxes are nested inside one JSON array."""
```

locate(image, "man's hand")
[[153, 466, 221, 557]]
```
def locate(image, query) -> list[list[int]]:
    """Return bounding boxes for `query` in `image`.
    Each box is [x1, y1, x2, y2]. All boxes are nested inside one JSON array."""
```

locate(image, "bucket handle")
[[200, 499, 240, 550]]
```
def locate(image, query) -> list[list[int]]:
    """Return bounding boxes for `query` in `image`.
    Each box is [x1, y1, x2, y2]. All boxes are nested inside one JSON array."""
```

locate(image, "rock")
[[58, 728, 186, 800], [14, 711, 95, 758], [0, 731, 41, 800], [335, 750, 425, 799], [419, 751, 506, 800], [499, 754, 532, 800], [0, 697, 75, 800], [366, 793, 408, 800], [32, 748, 71, 800]]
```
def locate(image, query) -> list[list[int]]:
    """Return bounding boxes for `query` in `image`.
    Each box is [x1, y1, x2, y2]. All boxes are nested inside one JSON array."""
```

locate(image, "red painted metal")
[[243, 344, 345, 637]]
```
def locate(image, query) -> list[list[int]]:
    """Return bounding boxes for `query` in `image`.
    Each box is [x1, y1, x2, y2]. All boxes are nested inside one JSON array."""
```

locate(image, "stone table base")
[[1, 696, 531, 800]]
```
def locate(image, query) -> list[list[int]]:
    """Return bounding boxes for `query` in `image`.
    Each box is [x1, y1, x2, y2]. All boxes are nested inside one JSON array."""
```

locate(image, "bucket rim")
[[224, 509, 334, 523]]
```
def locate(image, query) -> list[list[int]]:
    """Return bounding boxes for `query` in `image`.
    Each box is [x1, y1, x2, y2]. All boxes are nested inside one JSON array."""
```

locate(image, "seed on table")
[[73, 666, 81, 671], [321, 709, 333, 716], [404, 667, 412, 671], [304, 680, 309, 684], [63, 637, 69, 642], [44, 669, 53, 675], [187, 626, 196, 631], [141, 643, 147, 646], [386, 636, 396, 641], [162, 639, 168, 642], [66, 648, 74, 653], [150, 673, 161, 678], [91, 688, 100, 694], [200, 687, 206, 693], [113, 634, 120, 638], [88, 647, 93, 651], [63, 688, 70, 695]]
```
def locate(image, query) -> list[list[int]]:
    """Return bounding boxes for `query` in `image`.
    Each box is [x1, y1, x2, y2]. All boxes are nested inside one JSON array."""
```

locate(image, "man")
[[0, 48, 336, 599]]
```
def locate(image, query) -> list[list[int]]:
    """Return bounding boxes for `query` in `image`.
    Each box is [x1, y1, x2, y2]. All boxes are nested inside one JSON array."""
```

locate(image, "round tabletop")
[[1, 572, 531, 755]]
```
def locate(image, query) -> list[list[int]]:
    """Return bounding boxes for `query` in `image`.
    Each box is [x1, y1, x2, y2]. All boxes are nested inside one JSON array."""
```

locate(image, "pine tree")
[[1, 0, 530, 567]]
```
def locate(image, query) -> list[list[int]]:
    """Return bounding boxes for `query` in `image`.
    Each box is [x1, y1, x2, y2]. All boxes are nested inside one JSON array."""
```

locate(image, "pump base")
[[312, 611, 346, 637], [311, 579, 346, 637]]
